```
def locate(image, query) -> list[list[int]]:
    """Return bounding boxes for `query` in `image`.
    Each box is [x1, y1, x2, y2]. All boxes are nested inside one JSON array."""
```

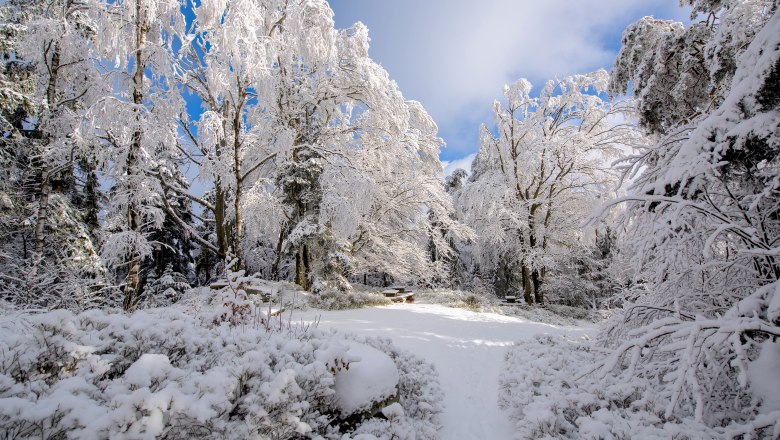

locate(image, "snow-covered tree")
[[173, 0, 293, 272], [459, 70, 638, 303], [0, 0, 109, 310], [182, 1, 383, 284], [0, 2, 41, 300], [169, 0, 460, 291], [76, 0, 185, 309], [596, 0, 780, 432], [347, 99, 466, 288]]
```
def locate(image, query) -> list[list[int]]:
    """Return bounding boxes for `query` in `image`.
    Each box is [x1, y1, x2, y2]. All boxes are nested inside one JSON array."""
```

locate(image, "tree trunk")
[[271, 225, 286, 280], [214, 183, 228, 257], [31, 169, 50, 267], [232, 108, 243, 270], [83, 161, 100, 233], [30, 41, 62, 277], [124, 0, 146, 311], [532, 269, 543, 304], [522, 264, 533, 304], [526, 206, 546, 305], [302, 243, 311, 289], [294, 244, 312, 290]]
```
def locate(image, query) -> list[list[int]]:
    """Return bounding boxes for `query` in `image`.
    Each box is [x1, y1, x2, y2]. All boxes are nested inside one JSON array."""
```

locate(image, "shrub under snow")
[[499, 334, 780, 439], [0, 289, 441, 439], [348, 337, 443, 440]]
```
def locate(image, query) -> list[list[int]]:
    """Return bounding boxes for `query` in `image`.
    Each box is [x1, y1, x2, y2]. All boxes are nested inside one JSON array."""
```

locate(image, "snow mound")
[[124, 353, 174, 388], [335, 342, 399, 415]]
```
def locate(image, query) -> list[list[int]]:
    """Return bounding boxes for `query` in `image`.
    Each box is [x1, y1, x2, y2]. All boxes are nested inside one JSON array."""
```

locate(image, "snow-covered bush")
[[499, 335, 758, 439], [0, 290, 442, 439], [137, 265, 191, 309], [541, 304, 600, 322], [502, 320, 780, 438], [208, 268, 311, 312], [309, 289, 391, 311], [500, 304, 601, 327], [237, 278, 310, 311]]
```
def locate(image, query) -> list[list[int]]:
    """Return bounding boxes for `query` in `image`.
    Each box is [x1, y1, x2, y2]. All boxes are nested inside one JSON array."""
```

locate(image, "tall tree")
[[78, 0, 185, 309], [606, 0, 779, 314], [347, 100, 468, 287], [459, 70, 638, 303], [178, 1, 460, 288], [0, 0, 108, 310]]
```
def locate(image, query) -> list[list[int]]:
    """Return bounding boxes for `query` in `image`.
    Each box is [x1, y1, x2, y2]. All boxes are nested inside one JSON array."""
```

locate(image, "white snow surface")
[[748, 340, 780, 414], [295, 303, 592, 439], [335, 342, 400, 415]]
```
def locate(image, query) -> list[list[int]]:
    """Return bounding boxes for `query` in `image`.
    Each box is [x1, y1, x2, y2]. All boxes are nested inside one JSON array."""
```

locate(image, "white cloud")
[[441, 153, 477, 177], [330, 0, 690, 157], [337, 1, 687, 122]]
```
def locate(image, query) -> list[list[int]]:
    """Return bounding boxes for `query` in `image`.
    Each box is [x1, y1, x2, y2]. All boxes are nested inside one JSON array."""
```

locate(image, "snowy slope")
[[295, 304, 593, 439]]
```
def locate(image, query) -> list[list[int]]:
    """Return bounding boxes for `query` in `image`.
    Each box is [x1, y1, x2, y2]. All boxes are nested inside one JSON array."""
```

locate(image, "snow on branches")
[[592, 0, 780, 434], [459, 70, 638, 304]]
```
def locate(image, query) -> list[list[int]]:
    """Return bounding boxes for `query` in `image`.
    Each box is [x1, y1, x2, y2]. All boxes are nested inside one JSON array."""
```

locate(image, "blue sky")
[[327, 0, 690, 174]]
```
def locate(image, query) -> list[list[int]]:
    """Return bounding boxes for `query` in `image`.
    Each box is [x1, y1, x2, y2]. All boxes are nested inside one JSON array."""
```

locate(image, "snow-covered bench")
[[381, 287, 415, 303]]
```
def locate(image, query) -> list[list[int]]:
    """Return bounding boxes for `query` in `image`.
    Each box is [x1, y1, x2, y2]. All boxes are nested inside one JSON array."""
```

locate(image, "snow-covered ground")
[[295, 303, 593, 439]]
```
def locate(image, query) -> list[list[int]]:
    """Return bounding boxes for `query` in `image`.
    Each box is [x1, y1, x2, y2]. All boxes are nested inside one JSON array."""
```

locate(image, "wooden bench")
[[382, 287, 415, 303], [210, 281, 229, 290], [390, 292, 415, 303], [500, 296, 525, 306]]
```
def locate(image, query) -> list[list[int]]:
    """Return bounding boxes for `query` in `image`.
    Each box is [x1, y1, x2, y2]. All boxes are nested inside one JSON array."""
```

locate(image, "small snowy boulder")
[[124, 353, 173, 388], [334, 342, 399, 415], [380, 402, 405, 419]]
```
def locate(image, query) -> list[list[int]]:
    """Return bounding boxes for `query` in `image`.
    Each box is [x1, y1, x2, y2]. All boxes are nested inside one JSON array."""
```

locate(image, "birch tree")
[[78, 0, 185, 309], [460, 70, 638, 304]]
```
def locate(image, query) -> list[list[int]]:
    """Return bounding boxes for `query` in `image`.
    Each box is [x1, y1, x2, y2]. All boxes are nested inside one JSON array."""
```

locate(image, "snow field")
[[295, 303, 592, 439]]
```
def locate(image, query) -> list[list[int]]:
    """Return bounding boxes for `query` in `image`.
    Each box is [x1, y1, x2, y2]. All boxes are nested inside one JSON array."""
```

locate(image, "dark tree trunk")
[[295, 244, 312, 290], [271, 225, 286, 280], [214, 184, 228, 259], [124, 0, 146, 311], [532, 269, 543, 304], [522, 264, 533, 304]]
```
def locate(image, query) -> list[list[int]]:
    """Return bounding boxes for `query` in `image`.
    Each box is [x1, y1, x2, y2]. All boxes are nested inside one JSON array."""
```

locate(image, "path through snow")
[[295, 304, 592, 439]]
